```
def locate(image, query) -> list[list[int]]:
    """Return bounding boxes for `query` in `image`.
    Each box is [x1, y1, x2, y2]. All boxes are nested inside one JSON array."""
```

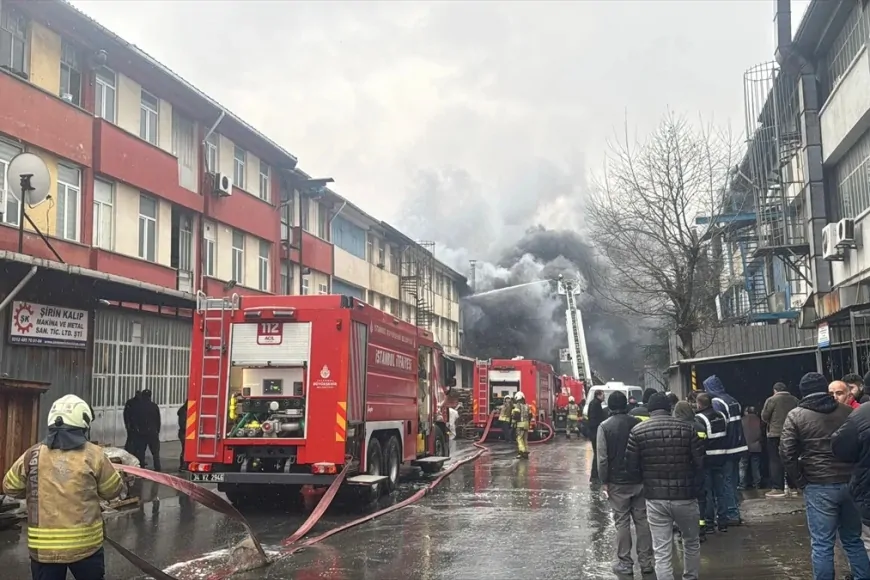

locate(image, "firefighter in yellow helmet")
[[512, 391, 531, 459], [3, 394, 125, 579], [566, 396, 581, 439], [498, 393, 514, 442]]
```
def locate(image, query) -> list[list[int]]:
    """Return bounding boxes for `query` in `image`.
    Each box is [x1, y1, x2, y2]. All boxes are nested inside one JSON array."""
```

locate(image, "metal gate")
[[91, 310, 191, 445]]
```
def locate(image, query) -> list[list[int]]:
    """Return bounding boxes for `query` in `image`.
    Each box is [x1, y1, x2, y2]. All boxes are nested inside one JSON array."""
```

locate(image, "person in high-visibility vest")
[[512, 392, 531, 459], [498, 394, 514, 441], [566, 396, 581, 439], [3, 394, 125, 579]]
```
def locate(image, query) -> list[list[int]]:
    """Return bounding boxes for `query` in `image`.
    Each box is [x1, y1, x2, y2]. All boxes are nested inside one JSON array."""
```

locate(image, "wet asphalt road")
[[0, 436, 838, 579]]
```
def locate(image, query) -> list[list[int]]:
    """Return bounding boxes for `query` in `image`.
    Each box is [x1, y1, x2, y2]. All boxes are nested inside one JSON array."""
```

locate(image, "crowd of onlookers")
[[592, 371, 870, 580]]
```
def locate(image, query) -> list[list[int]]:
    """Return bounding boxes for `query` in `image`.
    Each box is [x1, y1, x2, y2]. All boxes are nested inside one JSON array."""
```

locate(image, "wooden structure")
[[0, 378, 50, 478]]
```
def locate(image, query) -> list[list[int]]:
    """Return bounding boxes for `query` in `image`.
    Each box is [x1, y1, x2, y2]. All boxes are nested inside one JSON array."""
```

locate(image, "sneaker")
[[704, 524, 716, 534], [765, 490, 786, 498], [612, 564, 634, 575], [641, 567, 655, 575], [727, 518, 743, 527], [717, 524, 728, 533]]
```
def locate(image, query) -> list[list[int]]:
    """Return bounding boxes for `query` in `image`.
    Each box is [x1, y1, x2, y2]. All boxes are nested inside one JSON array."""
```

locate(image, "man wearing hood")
[[132, 389, 163, 472], [3, 394, 125, 579], [781, 372, 870, 580], [702, 374, 747, 526], [629, 388, 657, 421]]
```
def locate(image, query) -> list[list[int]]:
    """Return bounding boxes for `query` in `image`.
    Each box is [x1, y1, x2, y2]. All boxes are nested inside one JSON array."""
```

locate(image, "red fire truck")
[[183, 293, 456, 506], [553, 375, 585, 433], [472, 357, 555, 440]]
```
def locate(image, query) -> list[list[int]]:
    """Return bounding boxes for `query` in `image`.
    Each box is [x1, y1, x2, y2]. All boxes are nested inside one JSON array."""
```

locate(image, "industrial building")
[[0, 0, 466, 447]]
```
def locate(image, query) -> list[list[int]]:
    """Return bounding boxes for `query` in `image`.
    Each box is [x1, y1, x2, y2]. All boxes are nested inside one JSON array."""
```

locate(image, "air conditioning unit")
[[822, 223, 844, 261], [177, 269, 193, 293], [213, 172, 233, 197], [836, 218, 857, 248]]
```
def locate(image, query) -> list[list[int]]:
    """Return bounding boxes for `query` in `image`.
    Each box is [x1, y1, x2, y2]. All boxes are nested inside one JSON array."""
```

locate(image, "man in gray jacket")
[[760, 382, 798, 498], [597, 391, 653, 576]]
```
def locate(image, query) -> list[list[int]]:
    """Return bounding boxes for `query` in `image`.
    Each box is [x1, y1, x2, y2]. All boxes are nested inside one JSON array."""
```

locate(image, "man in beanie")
[[629, 388, 657, 421], [781, 372, 870, 580], [597, 391, 653, 576], [702, 374, 746, 526], [626, 392, 705, 580]]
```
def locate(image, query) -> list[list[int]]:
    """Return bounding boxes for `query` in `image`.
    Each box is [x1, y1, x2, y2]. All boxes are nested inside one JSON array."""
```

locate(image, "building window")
[[302, 276, 310, 295], [138, 194, 158, 262], [205, 133, 219, 173], [55, 164, 81, 242], [281, 262, 293, 294], [281, 196, 294, 242], [93, 179, 114, 250], [379, 295, 386, 311], [0, 5, 26, 74], [0, 139, 22, 226], [233, 146, 246, 190], [318, 282, 328, 295], [231, 230, 245, 284], [259, 163, 270, 201], [95, 68, 116, 123], [367, 236, 374, 263], [258, 240, 270, 291], [203, 221, 216, 277], [317, 203, 329, 240], [835, 130, 870, 219], [389, 298, 398, 315], [377, 243, 385, 267], [59, 39, 82, 106], [140, 90, 159, 145], [389, 245, 400, 273], [176, 213, 193, 272], [821, 3, 869, 103], [300, 195, 310, 231]]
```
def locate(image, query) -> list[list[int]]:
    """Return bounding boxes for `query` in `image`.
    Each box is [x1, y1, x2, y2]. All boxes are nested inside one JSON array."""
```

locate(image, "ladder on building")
[[195, 291, 239, 459], [561, 279, 591, 383], [475, 359, 490, 421]]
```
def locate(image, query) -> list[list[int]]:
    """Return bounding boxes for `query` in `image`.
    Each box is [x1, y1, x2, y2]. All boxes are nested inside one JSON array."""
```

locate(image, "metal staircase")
[[195, 291, 239, 459], [737, 236, 769, 319], [399, 242, 436, 329]]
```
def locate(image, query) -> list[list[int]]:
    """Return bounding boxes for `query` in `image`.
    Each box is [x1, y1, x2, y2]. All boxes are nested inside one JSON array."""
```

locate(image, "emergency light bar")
[[242, 308, 297, 319]]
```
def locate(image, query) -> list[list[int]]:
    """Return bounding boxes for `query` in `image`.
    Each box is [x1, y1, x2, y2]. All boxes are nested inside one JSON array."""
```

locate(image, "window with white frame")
[[0, 4, 27, 74], [205, 133, 219, 173], [231, 230, 245, 284], [318, 282, 328, 295], [0, 140, 22, 226], [93, 179, 114, 250], [258, 239, 270, 291], [300, 195, 309, 231], [59, 39, 82, 106], [233, 146, 246, 190], [203, 221, 216, 277], [56, 164, 81, 242], [95, 67, 116, 123], [259, 162, 270, 201], [301, 276, 310, 295], [317, 203, 329, 240], [367, 236, 374, 263], [140, 90, 159, 145], [281, 261, 293, 294], [138, 194, 158, 262], [377, 242, 385, 266]]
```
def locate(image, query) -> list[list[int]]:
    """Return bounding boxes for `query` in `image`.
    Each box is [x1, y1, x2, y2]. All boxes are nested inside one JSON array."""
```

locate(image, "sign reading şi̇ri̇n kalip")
[[9, 301, 89, 349]]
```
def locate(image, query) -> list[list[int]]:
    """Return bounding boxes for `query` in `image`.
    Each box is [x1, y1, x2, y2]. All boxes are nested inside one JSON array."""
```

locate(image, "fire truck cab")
[[184, 293, 456, 506], [472, 357, 555, 439]]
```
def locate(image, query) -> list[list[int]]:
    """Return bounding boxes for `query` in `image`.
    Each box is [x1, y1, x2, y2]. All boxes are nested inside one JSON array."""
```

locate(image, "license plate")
[[190, 473, 225, 483]]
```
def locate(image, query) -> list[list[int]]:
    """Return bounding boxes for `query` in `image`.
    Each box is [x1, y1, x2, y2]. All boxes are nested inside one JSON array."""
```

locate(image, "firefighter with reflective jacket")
[[512, 392, 531, 459], [498, 394, 514, 442], [566, 396, 581, 439], [3, 394, 125, 579]]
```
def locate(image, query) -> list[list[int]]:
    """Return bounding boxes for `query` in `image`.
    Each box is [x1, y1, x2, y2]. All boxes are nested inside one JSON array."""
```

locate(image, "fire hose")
[[109, 416, 554, 579]]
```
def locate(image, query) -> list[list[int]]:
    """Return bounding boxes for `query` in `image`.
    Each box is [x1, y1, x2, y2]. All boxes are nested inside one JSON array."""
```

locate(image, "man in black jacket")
[[695, 392, 731, 533], [629, 388, 657, 421], [832, 393, 870, 565], [845, 373, 870, 405], [625, 392, 705, 580], [597, 392, 653, 576], [588, 390, 606, 483], [782, 372, 869, 580], [131, 389, 163, 472]]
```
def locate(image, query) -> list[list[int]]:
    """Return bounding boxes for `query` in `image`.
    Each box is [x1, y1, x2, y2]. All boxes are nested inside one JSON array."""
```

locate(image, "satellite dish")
[[7, 153, 51, 206]]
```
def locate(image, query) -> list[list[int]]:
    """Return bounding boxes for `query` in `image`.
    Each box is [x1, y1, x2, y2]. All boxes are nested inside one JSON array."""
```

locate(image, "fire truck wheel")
[[365, 438, 384, 500], [383, 436, 401, 494]]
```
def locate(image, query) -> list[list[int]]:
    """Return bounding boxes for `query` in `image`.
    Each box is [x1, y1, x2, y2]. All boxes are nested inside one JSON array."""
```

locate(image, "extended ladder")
[[475, 359, 490, 422], [561, 281, 591, 383], [195, 291, 239, 459]]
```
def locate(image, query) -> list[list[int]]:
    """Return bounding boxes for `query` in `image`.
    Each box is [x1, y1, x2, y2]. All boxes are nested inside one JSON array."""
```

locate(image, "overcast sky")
[[72, 0, 810, 232]]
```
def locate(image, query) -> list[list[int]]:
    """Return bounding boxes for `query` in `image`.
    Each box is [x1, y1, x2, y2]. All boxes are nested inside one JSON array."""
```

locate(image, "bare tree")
[[587, 113, 741, 360]]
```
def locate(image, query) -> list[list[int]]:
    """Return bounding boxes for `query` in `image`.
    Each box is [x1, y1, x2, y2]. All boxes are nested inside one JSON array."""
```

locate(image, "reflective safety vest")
[[566, 403, 580, 421], [712, 394, 749, 454], [499, 399, 513, 422], [696, 407, 728, 465], [512, 402, 531, 429]]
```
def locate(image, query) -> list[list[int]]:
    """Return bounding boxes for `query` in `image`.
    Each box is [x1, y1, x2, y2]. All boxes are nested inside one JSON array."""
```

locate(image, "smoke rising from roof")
[[398, 159, 647, 381]]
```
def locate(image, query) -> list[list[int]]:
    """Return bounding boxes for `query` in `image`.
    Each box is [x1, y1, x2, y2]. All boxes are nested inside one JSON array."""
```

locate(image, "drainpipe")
[[328, 200, 348, 227], [0, 266, 38, 313], [203, 111, 225, 145], [325, 201, 348, 294]]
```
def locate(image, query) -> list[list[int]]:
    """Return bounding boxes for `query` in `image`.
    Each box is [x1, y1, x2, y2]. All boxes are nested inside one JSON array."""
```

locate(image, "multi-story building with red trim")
[[0, 0, 467, 446]]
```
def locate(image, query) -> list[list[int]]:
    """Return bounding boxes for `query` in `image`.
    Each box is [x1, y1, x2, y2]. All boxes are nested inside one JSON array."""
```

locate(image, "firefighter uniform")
[[566, 398, 580, 439], [696, 405, 730, 532], [512, 392, 531, 458], [691, 415, 709, 541], [3, 394, 125, 579], [498, 395, 514, 442]]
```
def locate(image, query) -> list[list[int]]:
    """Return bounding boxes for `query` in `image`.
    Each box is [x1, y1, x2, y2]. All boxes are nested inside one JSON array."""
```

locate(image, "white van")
[[583, 382, 645, 418]]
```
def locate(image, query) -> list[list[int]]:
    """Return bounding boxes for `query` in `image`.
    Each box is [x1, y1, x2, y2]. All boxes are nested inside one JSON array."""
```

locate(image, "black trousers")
[[178, 429, 186, 467], [31, 547, 105, 580], [590, 435, 600, 481], [767, 437, 794, 490], [135, 433, 162, 472]]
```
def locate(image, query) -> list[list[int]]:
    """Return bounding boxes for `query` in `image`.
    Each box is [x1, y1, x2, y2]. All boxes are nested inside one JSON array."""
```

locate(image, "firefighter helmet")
[[568, 396, 575, 403], [503, 393, 512, 400], [47, 394, 94, 429], [514, 392, 525, 402]]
